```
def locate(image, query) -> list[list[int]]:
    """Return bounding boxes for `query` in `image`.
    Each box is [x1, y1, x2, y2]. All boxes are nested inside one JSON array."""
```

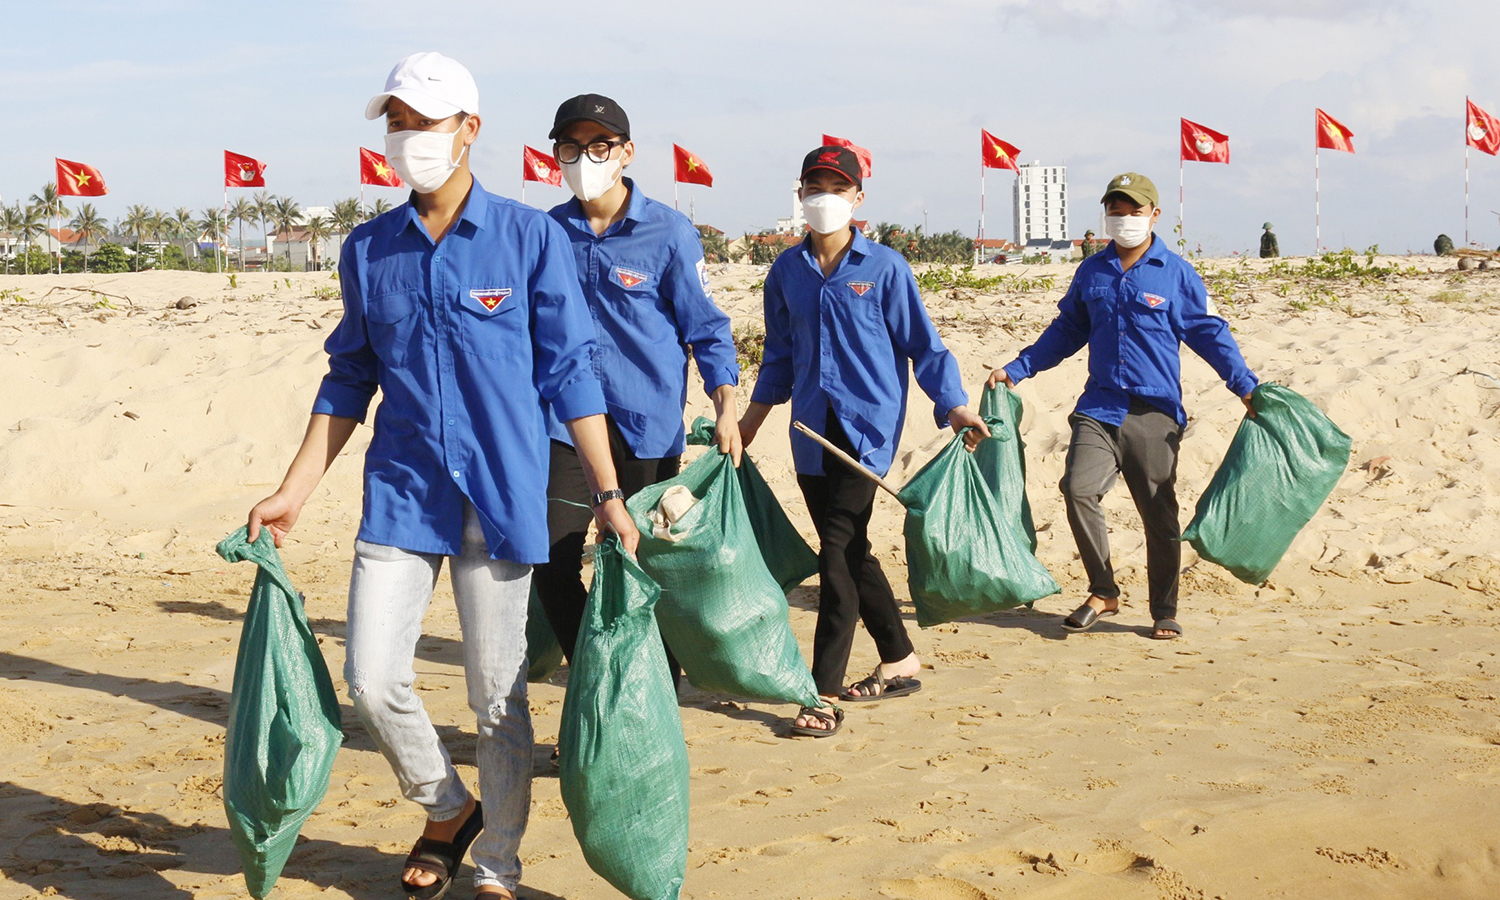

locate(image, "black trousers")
[[531, 417, 682, 680], [796, 413, 914, 696]]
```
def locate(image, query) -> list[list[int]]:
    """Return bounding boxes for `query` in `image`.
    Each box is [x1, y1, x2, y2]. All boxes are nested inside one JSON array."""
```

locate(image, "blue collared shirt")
[[1003, 236, 1257, 426], [546, 178, 739, 458], [750, 229, 969, 477], [313, 179, 606, 564]]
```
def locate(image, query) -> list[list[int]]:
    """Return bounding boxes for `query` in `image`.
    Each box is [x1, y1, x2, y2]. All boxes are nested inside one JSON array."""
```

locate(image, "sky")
[[3, 0, 1499, 256]]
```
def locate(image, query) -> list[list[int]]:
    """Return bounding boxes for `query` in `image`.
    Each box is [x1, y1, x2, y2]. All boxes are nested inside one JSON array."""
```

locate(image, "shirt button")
[[452, 470, 461, 478], [447, 418, 456, 426]]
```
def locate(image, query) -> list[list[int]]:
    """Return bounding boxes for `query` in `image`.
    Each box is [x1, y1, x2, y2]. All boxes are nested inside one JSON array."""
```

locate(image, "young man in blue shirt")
[[533, 93, 741, 675], [989, 172, 1257, 641], [246, 53, 637, 900], [740, 146, 989, 735]]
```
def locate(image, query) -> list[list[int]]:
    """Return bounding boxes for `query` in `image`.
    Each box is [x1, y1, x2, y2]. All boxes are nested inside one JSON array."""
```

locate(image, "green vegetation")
[[914, 265, 1057, 295], [733, 323, 765, 372]]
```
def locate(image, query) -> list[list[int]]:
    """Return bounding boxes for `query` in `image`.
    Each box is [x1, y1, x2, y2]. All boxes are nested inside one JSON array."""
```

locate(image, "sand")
[[3, 257, 1500, 899]]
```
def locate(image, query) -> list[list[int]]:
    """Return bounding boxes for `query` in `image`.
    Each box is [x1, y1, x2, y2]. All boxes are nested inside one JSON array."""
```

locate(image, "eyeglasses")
[[553, 138, 625, 165]]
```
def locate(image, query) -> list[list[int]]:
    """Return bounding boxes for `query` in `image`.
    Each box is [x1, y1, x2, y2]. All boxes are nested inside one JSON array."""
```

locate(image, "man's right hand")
[[248, 492, 303, 548], [986, 367, 1015, 390]]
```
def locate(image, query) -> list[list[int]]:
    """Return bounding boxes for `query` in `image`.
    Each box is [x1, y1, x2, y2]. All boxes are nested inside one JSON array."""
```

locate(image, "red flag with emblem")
[[1467, 98, 1500, 156], [1180, 118, 1230, 163], [821, 134, 872, 178], [1315, 109, 1355, 153], [980, 130, 1020, 171], [522, 146, 562, 185], [360, 148, 404, 187], [55, 158, 107, 196], [673, 144, 713, 186], [224, 150, 267, 187]]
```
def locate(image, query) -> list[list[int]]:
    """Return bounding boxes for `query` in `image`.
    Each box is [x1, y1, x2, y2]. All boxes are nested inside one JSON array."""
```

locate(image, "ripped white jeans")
[[344, 502, 532, 893]]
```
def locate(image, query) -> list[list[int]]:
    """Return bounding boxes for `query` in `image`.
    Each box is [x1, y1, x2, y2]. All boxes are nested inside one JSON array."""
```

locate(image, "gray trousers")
[[1059, 400, 1183, 621]]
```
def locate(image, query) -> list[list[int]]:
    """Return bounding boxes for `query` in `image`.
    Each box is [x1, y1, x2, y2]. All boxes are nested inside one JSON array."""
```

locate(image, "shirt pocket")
[[457, 287, 524, 360], [365, 289, 421, 367], [1128, 290, 1174, 335]]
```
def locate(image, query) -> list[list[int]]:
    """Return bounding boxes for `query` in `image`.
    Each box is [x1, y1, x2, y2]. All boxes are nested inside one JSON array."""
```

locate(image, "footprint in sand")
[[880, 875, 998, 900]]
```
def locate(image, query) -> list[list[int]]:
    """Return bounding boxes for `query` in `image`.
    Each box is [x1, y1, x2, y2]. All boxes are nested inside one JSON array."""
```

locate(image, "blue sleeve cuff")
[[312, 378, 375, 422], [931, 387, 970, 427], [700, 365, 740, 395], [750, 378, 792, 406], [1003, 360, 1029, 385], [551, 376, 607, 423], [1227, 371, 1259, 398]]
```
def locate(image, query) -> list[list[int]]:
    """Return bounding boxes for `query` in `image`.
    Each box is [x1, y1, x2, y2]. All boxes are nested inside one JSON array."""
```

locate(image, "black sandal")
[[1150, 618, 1183, 640], [400, 800, 484, 900], [1062, 601, 1117, 633], [839, 670, 921, 702], [787, 705, 844, 737]]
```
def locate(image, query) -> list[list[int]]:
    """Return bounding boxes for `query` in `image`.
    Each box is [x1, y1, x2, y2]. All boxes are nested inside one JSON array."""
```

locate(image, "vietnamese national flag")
[[522, 146, 562, 185], [822, 134, 872, 178], [224, 150, 267, 187], [1467, 98, 1500, 156], [1316, 109, 1355, 153], [673, 144, 714, 186], [360, 148, 404, 187], [1180, 118, 1230, 163], [981, 130, 1020, 171], [56, 158, 107, 196]]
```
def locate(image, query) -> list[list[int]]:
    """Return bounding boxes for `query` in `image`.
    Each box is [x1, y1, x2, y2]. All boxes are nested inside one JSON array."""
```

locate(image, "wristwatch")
[[591, 488, 625, 508]]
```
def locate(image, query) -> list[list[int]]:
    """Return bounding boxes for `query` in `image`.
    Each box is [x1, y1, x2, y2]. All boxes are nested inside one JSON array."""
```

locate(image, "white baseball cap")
[[364, 52, 479, 121]]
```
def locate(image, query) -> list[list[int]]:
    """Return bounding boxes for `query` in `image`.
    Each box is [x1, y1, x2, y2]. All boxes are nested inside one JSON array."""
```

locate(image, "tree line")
[[0, 184, 395, 275]]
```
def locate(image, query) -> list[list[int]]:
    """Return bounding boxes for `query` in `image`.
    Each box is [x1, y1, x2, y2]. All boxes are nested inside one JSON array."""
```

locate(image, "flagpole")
[[1179, 159, 1185, 247], [1465, 141, 1471, 249], [1315, 143, 1321, 253], [674, 178, 680, 212], [979, 163, 986, 245], [222, 183, 228, 274]]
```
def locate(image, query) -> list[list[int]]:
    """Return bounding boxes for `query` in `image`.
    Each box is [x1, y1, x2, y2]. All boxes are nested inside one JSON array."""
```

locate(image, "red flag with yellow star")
[[821, 134, 871, 178], [359, 148, 404, 187], [224, 150, 267, 187], [56, 158, 107, 196], [523, 146, 563, 185], [980, 130, 1020, 171], [673, 144, 713, 186], [1315, 109, 1355, 153]]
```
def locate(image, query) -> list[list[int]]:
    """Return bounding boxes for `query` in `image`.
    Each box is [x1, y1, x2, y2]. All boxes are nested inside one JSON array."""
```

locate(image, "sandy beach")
[[4, 257, 1500, 899]]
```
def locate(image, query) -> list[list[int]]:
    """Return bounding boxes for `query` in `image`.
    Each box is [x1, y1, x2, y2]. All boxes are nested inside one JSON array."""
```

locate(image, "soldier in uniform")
[[1080, 229, 1102, 258], [1260, 222, 1279, 258]]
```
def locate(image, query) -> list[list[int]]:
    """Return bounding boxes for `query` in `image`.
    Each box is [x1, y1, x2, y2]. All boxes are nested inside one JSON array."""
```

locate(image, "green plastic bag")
[[525, 584, 564, 683], [898, 429, 1061, 627], [1182, 383, 1352, 584], [975, 384, 1038, 553], [559, 537, 689, 900], [627, 427, 821, 708], [685, 417, 818, 593], [216, 527, 343, 899]]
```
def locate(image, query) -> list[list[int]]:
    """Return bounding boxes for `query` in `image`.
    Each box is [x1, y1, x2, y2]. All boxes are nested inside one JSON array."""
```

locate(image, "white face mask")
[[1104, 212, 1154, 249], [561, 157, 622, 202], [802, 192, 855, 235], [384, 127, 466, 194]]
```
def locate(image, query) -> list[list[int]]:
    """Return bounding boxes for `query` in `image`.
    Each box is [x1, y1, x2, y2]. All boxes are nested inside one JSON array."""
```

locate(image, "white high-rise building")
[[1013, 162, 1069, 245]]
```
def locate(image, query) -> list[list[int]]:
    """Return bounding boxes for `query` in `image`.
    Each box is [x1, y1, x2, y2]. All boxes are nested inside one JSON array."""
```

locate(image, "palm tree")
[[0, 204, 19, 274], [68, 203, 108, 272], [170, 206, 196, 260], [29, 183, 69, 274], [199, 207, 228, 272], [252, 190, 274, 259], [367, 198, 392, 221], [228, 198, 255, 270], [122, 205, 152, 270], [303, 215, 333, 271], [331, 198, 361, 263], [16, 204, 46, 275], [271, 196, 302, 269]]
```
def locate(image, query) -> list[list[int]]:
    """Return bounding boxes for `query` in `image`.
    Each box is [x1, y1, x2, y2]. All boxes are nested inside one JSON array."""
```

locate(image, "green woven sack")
[[524, 584, 564, 683], [627, 428, 821, 708], [559, 537, 688, 900], [216, 528, 343, 898], [685, 417, 818, 593], [975, 384, 1038, 553], [898, 429, 1061, 627], [1182, 383, 1352, 584]]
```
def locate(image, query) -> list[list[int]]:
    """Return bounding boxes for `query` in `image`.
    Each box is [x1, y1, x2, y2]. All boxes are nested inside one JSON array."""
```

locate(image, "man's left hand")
[[716, 414, 744, 467], [595, 498, 640, 556], [948, 406, 991, 450], [1241, 394, 1256, 418]]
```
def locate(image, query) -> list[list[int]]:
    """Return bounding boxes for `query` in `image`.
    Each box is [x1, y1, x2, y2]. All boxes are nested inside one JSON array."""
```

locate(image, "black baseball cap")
[[800, 145, 862, 189], [549, 93, 630, 140]]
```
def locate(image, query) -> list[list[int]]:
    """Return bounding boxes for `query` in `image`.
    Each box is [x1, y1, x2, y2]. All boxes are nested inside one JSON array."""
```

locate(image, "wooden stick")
[[792, 421, 903, 500]]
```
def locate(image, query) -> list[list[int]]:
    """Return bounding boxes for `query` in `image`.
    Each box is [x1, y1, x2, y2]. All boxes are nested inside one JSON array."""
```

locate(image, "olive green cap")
[[1100, 172, 1158, 209], [1262, 221, 1274, 230]]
